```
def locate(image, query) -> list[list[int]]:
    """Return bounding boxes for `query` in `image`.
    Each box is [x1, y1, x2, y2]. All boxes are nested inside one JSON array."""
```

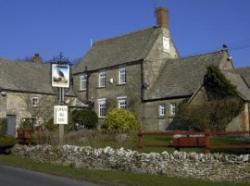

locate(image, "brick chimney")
[[155, 7, 168, 29], [32, 53, 41, 64]]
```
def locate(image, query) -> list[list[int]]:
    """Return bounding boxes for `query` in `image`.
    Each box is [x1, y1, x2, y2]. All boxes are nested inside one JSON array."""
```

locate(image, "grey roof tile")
[[146, 51, 226, 99], [73, 27, 161, 73], [235, 67, 250, 88], [222, 71, 250, 101], [0, 59, 74, 96]]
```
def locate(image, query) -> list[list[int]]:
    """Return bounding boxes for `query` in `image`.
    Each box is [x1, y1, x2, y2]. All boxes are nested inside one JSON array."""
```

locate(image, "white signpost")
[[51, 54, 71, 144], [54, 105, 68, 125]]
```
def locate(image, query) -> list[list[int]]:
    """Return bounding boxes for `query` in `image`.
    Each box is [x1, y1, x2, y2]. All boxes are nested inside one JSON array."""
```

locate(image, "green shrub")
[[0, 135, 16, 148], [0, 135, 16, 154], [71, 109, 98, 129], [176, 98, 243, 131], [44, 118, 58, 132], [103, 108, 139, 132], [19, 118, 33, 130], [0, 118, 7, 135]]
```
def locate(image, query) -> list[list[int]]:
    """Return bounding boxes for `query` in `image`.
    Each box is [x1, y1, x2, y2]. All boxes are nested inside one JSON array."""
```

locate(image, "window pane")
[[99, 72, 106, 87], [118, 99, 127, 109], [32, 97, 39, 107], [119, 67, 126, 84], [80, 75, 87, 90], [170, 103, 176, 116], [159, 104, 166, 117], [98, 100, 107, 118]]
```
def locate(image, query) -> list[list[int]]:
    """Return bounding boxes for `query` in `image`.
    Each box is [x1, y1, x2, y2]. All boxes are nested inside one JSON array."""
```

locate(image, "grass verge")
[[0, 155, 249, 186]]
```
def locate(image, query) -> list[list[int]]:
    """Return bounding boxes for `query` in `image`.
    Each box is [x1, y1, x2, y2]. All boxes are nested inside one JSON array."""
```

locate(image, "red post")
[[204, 130, 210, 153], [137, 128, 143, 149]]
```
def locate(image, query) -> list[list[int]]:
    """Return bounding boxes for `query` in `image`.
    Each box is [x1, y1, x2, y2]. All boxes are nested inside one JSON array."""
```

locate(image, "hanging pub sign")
[[51, 64, 70, 88], [54, 105, 68, 125]]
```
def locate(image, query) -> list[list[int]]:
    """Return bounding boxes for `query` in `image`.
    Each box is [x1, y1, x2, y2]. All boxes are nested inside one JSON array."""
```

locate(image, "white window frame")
[[98, 98, 107, 118], [80, 74, 87, 91], [170, 103, 176, 116], [163, 36, 170, 52], [117, 96, 127, 109], [98, 71, 106, 88], [159, 104, 166, 117], [118, 66, 126, 85], [31, 97, 39, 107]]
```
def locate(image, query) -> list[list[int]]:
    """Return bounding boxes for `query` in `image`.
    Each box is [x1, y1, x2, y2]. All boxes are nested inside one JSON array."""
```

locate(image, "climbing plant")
[[203, 65, 238, 100], [176, 65, 244, 131]]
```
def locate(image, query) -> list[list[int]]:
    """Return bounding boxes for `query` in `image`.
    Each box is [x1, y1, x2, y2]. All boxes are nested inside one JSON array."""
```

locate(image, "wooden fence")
[[137, 129, 250, 152]]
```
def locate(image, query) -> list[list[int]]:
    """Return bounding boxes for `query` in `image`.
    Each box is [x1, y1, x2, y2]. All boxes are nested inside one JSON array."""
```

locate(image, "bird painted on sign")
[[53, 68, 66, 83]]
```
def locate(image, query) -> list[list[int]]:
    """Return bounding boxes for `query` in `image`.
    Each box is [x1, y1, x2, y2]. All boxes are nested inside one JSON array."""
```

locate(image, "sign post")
[[51, 53, 70, 145]]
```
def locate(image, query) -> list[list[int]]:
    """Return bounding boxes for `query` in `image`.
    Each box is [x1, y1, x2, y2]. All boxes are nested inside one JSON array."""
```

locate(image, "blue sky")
[[0, 0, 250, 67]]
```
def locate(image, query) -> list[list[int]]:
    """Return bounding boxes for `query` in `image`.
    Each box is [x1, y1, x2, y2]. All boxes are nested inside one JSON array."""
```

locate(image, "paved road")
[[0, 165, 98, 186]]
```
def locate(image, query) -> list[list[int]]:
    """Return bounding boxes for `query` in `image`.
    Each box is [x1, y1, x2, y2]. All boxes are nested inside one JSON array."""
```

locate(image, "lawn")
[[34, 130, 250, 154], [0, 155, 249, 186]]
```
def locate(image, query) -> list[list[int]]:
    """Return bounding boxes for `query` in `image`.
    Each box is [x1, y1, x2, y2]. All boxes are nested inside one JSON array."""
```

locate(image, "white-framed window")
[[98, 71, 106, 87], [118, 66, 126, 84], [31, 97, 39, 107], [117, 96, 127, 109], [170, 103, 176, 116], [163, 36, 170, 52], [98, 98, 107, 118], [80, 74, 87, 90], [159, 104, 166, 117]]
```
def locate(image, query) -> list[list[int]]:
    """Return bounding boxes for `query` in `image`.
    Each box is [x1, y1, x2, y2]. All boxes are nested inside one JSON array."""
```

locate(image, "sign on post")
[[54, 105, 68, 125], [51, 64, 70, 88]]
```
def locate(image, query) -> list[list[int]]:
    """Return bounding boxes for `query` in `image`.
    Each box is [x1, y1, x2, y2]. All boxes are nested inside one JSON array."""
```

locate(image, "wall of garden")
[[12, 144, 250, 183]]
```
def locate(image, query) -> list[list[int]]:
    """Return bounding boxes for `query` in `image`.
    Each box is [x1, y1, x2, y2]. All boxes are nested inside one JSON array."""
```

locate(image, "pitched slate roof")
[[146, 51, 227, 100], [73, 27, 161, 73], [0, 58, 74, 96], [235, 67, 250, 88], [222, 71, 250, 101]]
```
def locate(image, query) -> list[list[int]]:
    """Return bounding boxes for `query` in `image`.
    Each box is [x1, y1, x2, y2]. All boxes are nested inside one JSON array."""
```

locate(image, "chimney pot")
[[155, 7, 168, 29], [32, 53, 41, 64]]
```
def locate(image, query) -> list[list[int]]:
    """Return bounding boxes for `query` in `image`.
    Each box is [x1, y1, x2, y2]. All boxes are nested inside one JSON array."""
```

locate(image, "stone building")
[[0, 7, 250, 133], [73, 7, 250, 131], [0, 56, 77, 136]]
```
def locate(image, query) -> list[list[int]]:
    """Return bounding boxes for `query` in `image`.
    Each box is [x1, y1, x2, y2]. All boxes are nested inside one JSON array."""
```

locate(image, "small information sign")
[[54, 105, 68, 125]]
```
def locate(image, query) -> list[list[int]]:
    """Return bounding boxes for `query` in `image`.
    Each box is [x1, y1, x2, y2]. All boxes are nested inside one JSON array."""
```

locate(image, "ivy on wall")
[[203, 65, 238, 100], [176, 65, 244, 131]]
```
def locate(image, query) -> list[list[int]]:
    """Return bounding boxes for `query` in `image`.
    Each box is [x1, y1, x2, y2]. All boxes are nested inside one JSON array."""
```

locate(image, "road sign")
[[54, 105, 68, 125]]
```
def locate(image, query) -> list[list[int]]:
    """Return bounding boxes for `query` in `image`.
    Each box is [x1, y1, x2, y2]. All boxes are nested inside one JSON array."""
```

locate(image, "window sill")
[[117, 83, 126, 86], [158, 116, 166, 119], [98, 117, 106, 119], [79, 89, 87, 92], [96, 86, 106, 89]]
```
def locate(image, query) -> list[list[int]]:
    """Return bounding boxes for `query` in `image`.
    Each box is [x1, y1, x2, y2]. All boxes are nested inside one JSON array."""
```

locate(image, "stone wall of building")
[[143, 28, 178, 97], [227, 102, 250, 131], [0, 92, 58, 129], [74, 63, 143, 126], [0, 93, 7, 118], [141, 98, 186, 131], [12, 144, 250, 183]]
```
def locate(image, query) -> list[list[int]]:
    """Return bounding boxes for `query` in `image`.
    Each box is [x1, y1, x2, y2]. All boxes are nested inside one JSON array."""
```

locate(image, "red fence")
[[137, 129, 250, 152]]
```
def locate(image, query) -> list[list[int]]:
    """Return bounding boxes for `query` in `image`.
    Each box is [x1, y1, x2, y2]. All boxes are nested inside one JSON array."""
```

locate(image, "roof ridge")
[[236, 66, 250, 70], [176, 50, 225, 61], [0, 58, 48, 66], [93, 26, 157, 45]]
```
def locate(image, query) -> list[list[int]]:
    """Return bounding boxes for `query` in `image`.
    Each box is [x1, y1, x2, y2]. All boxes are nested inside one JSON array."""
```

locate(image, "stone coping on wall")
[[12, 145, 250, 183]]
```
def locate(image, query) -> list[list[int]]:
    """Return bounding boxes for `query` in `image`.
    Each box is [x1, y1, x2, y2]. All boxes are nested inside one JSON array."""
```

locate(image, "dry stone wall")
[[13, 145, 250, 183]]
